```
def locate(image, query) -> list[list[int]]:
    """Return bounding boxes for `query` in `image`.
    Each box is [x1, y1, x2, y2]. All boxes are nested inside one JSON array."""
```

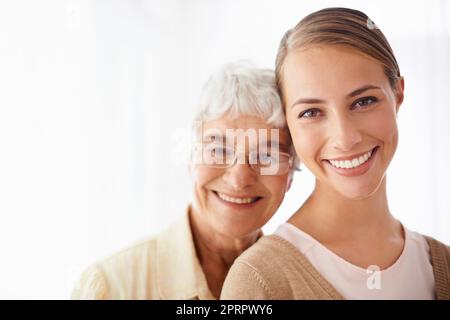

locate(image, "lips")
[[323, 146, 379, 177], [212, 191, 262, 205], [327, 147, 376, 169]]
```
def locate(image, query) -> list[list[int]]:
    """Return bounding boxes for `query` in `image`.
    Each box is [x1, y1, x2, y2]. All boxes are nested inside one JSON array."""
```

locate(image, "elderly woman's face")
[[191, 114, 292, 238]]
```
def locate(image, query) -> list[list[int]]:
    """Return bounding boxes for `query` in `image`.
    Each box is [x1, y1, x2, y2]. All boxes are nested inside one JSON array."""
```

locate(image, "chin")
[[217, 212, 263, 236], [334, 180, 383, 200]]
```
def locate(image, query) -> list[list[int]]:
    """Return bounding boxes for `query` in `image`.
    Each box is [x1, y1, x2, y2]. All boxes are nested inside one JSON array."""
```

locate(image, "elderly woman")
[[72, 62, 297, 299]]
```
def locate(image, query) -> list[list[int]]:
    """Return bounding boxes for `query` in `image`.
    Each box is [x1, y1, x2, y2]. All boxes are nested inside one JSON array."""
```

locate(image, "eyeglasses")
[[194, 144, 294, 176]]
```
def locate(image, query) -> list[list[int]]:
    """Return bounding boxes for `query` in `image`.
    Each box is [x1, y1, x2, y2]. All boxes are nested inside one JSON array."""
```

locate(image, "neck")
[[289, 177, 401, 243], [189, 207, 260, 297]]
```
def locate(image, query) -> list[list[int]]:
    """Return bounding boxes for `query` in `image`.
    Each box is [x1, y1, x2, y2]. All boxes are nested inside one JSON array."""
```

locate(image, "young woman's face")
[[282, 45, 404, 200]]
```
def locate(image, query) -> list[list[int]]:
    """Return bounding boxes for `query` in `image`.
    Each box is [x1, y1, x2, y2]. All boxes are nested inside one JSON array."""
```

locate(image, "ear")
[[286, 174, 293, 192], [395, 77, 405, 114], [286, 164, 298, 192]]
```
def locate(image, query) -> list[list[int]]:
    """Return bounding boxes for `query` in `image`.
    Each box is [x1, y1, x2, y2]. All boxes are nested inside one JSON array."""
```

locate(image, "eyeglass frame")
[[193, 143, 296, 176]]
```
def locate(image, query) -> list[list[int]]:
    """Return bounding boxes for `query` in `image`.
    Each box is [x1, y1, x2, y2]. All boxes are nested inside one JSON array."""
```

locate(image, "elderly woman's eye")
[[259, 153, 271, 162], [211, 147, 224, 156], [298, 108, 321, 119], [353, 96, 378, 109], [212, 147, 234, 158], [258, 153, 278, 165]]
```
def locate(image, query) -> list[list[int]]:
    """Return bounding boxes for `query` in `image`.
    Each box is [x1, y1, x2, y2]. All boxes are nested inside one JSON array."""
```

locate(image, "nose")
[[222, 163, 257, 190], [330, 113, 363, 152]]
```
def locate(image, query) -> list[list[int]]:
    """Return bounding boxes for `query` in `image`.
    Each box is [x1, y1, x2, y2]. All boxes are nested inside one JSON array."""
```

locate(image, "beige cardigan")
[[72, 207, 215, 300], [221, 234, 450, 300]]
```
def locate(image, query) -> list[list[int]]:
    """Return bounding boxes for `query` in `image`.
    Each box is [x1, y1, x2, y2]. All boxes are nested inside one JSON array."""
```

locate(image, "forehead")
[[282, 45, 389, 102]]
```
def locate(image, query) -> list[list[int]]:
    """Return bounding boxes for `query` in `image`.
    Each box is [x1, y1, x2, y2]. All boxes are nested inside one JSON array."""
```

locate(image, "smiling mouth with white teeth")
[[326, 147, 378, 169], [213, 191, 262, 204]]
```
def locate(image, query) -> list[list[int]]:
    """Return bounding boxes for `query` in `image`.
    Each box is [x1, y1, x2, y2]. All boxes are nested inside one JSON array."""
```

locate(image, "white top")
[[274, 223, 435, 300]]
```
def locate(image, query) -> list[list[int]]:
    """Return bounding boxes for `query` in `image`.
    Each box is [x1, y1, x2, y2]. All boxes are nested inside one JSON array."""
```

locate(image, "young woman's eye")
[[353, 96, 378, 109], [298, 108, 322, 119]]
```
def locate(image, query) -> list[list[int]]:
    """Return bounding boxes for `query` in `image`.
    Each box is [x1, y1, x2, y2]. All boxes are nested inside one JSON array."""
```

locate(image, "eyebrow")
[[290, 85, 382, 109], [348, 85, 381, 98]]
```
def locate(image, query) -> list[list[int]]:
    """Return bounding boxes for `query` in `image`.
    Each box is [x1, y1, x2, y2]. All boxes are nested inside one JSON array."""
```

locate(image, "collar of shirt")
[[156, 205, 216, 300]]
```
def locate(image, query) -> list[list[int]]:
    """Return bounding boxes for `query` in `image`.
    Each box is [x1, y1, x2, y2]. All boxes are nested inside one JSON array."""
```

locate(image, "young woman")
[[221, 8, 450, 300]]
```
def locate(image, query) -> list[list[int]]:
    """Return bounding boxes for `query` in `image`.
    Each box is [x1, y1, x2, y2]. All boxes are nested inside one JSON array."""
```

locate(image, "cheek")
[[365, 108, 399, 146], [193, 166, 221, 192], [261, 176, 289, 203], [289, 123, 323, 164]]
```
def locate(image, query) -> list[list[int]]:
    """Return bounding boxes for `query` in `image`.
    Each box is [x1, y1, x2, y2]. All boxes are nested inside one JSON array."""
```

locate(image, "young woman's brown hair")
[[275, 7, 401, 103]]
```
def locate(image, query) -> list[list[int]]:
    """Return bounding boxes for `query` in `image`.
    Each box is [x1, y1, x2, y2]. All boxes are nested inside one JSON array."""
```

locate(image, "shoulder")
[[421, 233, 450, 263], [100, 236, 159, 275], [72, 210, 198, 300], [404, 227, 450, 264], [238, 234, 298, 266], [420, 233, 450, 299], [221, 235, 301, 300], [71, 263, 108, 299], [72, 235, 159, 299]]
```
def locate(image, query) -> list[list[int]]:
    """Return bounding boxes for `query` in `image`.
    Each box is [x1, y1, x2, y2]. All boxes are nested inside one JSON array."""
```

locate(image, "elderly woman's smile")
[[213, 191, 262, 205]]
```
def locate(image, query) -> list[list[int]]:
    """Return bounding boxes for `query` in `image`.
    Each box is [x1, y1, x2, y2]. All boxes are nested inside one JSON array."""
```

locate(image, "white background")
[[0, 0, 449, 299]]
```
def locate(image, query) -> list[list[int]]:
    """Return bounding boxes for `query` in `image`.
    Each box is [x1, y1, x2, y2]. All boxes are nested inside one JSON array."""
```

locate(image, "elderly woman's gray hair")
[[193, 61, 286, 128]]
